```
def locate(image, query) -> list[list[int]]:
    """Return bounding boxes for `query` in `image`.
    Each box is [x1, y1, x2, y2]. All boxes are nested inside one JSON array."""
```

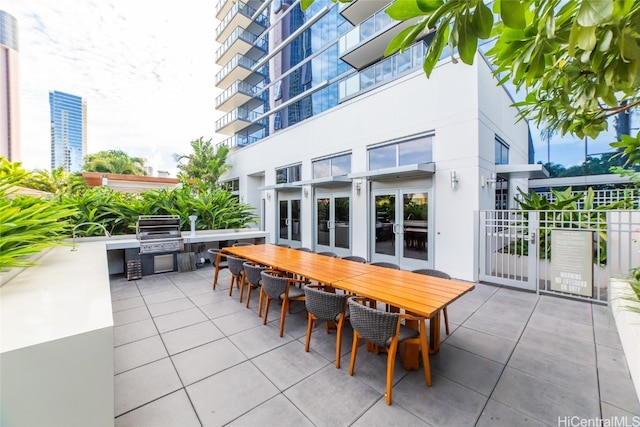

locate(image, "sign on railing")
[[549, 229, 594, 297]]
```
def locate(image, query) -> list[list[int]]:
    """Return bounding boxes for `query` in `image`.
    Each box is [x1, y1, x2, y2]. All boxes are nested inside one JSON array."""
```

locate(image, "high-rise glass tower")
[[215, 0, 534, 281], [0, 10, 20, 162], [49, 91, 86, 172]]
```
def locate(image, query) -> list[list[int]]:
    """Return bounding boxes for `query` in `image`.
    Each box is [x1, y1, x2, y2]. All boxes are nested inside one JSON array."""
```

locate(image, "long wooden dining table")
[[220, 244, 474, 369]]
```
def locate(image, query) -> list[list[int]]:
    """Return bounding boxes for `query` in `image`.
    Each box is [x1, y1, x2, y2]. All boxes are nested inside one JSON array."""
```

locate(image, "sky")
[[4, 0, 221, 176], [3, 0, 627, 176]]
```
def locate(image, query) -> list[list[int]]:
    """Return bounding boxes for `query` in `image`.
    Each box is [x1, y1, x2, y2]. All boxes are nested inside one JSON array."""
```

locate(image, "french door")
[[371, 188, 432, 270], [315, 192, 351, 257], [278, 196, 301, 247]]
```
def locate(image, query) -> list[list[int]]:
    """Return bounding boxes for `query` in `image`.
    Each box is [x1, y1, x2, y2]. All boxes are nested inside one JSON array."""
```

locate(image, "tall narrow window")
[[495, 136, 509, 165]]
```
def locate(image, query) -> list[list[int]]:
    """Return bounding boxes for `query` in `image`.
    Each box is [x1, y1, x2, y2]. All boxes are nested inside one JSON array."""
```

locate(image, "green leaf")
[[598, 29, 613, 52], [576, 25, 597, 51], [300, 0, 314, 11], [613, 0, 633, 18], [545, 15, 555, 38], [458, 15, 478, 64], [384, 21, 427, 57], [500, 0, 526, 29], [576, 0, 613, 26], [416, 0, 443, 13], [423, 23, 449, 76], [386, 0, 429, 20], [472, 1, 493, 39], [620, 32, 640, 60]]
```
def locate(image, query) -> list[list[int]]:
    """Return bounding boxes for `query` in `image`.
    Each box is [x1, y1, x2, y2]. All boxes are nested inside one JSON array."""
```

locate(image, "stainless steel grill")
[[136, 215, 183, 254]]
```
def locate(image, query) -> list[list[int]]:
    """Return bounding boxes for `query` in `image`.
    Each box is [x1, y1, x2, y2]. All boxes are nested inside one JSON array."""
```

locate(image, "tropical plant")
[[301, 0, 640, 169], [174, 137, 231, 186], [83, 150, 146, 175], [0, 172, 77, 270], [57, 183, 256, 236], [511, 187, 634, 265]]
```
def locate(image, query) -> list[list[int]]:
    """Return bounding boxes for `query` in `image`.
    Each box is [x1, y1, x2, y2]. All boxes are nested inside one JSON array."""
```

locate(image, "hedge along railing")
[[518, 188, 640, 209], [57, 185, 257, 237]]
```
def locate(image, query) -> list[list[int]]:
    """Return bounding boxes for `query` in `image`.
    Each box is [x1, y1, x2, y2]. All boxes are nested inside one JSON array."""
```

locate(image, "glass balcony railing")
[[215, 1, 268, 40], [339, 6, 395, 54], [215, 107, 262, 131], [217, 134, 262, 149], [338, 42, 426, 100], [215, 80, 266, 108], [215, 54, 259, 85], [215, 27, 267, 62]]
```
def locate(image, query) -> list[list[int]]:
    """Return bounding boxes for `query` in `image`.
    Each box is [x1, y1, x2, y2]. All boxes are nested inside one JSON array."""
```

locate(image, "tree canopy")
[[174, 137, 231, 186], [83, 150, 146, 175], [303, 0, 640, 164]]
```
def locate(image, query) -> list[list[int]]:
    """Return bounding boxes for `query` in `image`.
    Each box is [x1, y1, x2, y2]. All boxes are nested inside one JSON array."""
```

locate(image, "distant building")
[[49, 91, 86, 172], [82, 172, 181, 193], [0, 10, 20, 162]]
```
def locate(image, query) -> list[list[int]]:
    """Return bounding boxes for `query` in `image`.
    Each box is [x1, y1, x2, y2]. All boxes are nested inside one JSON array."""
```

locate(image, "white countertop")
[[0, 242, 112, 354], [0, 229, 270, 353]]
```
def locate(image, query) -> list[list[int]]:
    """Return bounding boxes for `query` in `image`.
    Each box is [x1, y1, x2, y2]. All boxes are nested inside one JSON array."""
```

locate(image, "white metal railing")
[[478, 209, 640, 304]]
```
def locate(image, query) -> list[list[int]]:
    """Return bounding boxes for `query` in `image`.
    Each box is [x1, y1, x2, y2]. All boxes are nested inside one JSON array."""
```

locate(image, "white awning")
[[257, 182, 303, 191], [349, 163, 435, 181], [298, 176, 352, 187], [495, 164, 550, 180]]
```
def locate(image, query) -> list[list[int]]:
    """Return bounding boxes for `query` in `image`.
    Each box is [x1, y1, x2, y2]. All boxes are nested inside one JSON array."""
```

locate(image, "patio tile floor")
[[112, 264, 640, 426]]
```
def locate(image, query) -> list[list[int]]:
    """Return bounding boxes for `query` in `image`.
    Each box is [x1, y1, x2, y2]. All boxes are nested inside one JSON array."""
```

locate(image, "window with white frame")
[[276, 164, 302, 184], [312, 153, 351, 178], [368, 135, 433, 170]]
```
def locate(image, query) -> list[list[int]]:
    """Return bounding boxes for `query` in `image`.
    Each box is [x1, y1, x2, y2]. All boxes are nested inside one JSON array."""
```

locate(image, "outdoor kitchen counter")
[[0, 241, 114, 427], [102, 228, 269, 250]]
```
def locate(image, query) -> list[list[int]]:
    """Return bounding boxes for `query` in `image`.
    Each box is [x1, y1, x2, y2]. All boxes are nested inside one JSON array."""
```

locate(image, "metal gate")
[[478, 210, 640, 304]]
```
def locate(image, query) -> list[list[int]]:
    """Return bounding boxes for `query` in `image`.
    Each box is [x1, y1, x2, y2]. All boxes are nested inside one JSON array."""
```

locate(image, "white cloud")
[[4, 0, 222, 176]]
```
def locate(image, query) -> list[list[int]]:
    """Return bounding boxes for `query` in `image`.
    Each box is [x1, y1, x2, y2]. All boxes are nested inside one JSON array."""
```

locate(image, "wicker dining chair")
[[242, 261, 266, 310], [208, 248, 228, 290], [232, 242, 253, 247], [369, 261, 400, 269], [260, 270, 307, 337], [295, 247, 313, 252], [341, 255, 367, 263], [347, 296, 431, 405], [226, 255, 246, 298], [412, 268, 452, 335], [316, 251, 338, 258], [303, 285, 349, 368]]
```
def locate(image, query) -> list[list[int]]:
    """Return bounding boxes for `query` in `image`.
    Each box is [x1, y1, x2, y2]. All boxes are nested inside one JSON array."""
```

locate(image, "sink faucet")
[[71, 222, 111, 251]]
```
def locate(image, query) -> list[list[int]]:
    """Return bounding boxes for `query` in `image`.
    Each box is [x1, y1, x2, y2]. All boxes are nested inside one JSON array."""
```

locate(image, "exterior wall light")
[[482, 173, 497, 189], [303, 187, 309, 198], [450, 171, 458, 189], [355, 179, 362, 195]]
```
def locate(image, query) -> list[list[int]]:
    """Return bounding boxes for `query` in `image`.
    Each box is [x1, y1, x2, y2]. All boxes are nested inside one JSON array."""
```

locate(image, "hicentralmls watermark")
[[558, 416, 640, 427]]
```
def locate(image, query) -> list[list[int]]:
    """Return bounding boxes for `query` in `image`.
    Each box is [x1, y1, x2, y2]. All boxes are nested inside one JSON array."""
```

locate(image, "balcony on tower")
[[215, 27, 268, 65], [338, 5, 418, 70], [338, 0, 389, 26], [215, 54, 266, 88], [215, 0, 266, 20], [215, 0, 268, 43], [215, 80, 267, 112], [215, 107, 267, 135]]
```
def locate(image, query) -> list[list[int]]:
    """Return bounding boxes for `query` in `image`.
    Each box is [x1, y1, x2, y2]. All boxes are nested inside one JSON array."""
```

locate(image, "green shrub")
[[0, 174, 77, 270]]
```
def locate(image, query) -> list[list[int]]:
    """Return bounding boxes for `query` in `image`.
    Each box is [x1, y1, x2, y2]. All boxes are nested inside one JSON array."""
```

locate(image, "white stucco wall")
[[224, 55, 529, 281]]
